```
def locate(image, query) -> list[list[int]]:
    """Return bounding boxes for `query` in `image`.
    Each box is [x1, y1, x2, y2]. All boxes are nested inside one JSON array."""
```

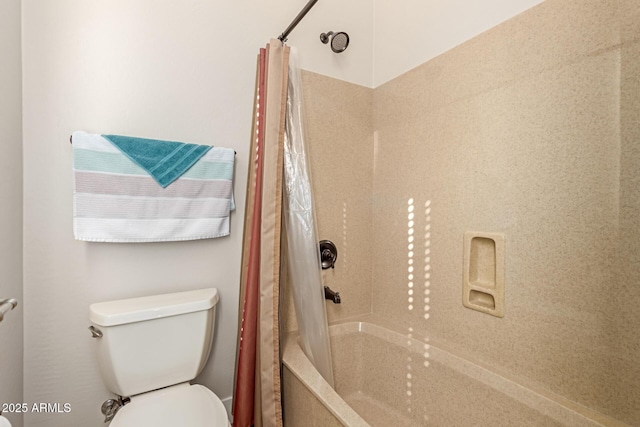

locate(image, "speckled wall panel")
[[614, 34, 640, 422], [372, 0, 639, 424]]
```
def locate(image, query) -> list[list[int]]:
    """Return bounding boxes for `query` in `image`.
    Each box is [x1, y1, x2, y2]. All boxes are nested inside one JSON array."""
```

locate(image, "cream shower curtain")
[[233, 40, 290, 427]]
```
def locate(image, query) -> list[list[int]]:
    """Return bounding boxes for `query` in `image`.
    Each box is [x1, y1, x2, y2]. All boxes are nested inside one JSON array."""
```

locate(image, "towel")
[[72, 131, 235, 242], [102, 134, 211, 188]]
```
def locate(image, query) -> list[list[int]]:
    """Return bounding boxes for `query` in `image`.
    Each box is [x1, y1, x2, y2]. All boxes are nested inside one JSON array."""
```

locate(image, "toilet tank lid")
[[90, 288, 219, 327]]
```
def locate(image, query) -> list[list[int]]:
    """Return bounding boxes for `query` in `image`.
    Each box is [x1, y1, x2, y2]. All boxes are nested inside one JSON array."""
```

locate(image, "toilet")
[[89, 288, 230, 426]]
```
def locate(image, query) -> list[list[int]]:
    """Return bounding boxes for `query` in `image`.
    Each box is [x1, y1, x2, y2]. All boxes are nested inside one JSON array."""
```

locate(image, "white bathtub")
[[282, 317, 626, 427]]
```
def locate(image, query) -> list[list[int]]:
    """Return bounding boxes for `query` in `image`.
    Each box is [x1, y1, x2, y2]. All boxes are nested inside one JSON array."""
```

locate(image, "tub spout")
[[324, 286, 341, 304]]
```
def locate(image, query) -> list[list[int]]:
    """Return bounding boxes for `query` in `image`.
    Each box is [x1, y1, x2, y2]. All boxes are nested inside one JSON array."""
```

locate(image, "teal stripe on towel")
[[74, 148, 234, 180], [74, 148, 147, 176], [185, 159, 234, 180]]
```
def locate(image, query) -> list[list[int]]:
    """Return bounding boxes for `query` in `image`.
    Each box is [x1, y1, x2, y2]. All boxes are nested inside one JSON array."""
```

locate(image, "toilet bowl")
[[109, 383, 229, 427], [89, 288, 230, 426]]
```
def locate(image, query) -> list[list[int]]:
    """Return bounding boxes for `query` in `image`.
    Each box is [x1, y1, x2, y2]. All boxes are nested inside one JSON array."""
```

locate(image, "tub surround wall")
[[616, 0, 640, 419], [372, 0, 640, 424]]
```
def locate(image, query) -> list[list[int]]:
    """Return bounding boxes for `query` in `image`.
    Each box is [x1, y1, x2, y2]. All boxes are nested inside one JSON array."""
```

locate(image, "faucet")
[[324, 286, 341, 304]]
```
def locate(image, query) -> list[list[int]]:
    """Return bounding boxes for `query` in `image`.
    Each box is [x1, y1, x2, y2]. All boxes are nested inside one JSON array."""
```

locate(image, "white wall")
[[373, 0, 544, 86], [0, 0, 23, 426], [21, 1, 370, 426]]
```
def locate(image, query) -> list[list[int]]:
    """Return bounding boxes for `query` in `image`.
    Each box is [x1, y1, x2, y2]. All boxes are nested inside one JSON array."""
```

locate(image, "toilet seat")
[[109, 383, 229, 427]]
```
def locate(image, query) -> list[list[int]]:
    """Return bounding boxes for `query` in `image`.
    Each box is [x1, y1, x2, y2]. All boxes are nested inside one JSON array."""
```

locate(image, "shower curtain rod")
[[277, 0, 319, 43]]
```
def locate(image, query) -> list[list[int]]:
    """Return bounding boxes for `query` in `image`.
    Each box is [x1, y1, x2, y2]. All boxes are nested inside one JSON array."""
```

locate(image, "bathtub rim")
[[282, 314, 628, 427]]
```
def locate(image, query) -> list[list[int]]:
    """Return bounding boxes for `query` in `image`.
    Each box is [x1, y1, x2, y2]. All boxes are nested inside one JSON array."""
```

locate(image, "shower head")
[[320, 31, 349, 53]]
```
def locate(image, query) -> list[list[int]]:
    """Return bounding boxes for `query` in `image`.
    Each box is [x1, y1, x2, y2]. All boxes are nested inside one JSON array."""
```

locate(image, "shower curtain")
[[233, 40, 334, 427], [233, 40, 290, 427], [282, 52, 335, 387]]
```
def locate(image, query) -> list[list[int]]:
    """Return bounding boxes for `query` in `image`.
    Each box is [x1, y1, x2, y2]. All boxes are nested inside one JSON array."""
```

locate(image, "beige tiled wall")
[[372, 0, 639, 424]]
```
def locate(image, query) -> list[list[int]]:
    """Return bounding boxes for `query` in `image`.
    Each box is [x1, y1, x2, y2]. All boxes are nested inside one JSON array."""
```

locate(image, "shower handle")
[[319, 240, 338, 269]]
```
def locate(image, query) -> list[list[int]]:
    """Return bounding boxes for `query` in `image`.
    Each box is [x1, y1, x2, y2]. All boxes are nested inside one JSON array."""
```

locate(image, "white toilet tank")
[[89, 288, 219, 397]]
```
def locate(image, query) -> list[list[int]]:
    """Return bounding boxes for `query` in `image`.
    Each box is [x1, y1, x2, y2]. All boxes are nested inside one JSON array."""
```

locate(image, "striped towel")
[[72, 131, 235, 242]]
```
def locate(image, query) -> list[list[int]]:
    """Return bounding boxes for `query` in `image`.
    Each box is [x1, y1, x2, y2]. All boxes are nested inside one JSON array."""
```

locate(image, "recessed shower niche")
[[463, 232, 505, 317]]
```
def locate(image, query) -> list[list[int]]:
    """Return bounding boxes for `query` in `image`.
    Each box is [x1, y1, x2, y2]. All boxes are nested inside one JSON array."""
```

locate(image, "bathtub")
[[282, 316, 626, 427]]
